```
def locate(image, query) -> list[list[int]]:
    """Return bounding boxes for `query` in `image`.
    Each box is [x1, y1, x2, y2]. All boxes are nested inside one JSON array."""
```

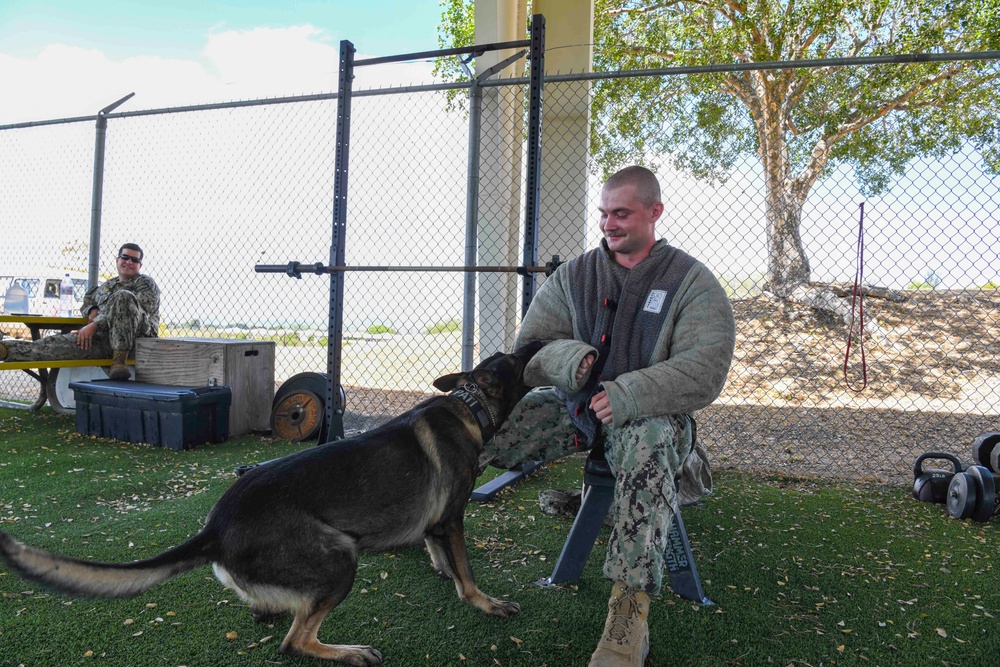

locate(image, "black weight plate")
[[947, 472, 977, 520], [968, 466, 996, 523], [992, 443, 1000, 476], [273, 372, 329, 406], [973, 432, 1000, 470]]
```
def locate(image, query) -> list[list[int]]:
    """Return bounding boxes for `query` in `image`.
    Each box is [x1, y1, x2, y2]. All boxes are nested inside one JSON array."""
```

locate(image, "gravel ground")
[[338, 289, 1000, 485]]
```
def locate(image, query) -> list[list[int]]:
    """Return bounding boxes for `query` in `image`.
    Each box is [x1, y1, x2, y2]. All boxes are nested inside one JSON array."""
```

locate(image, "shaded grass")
[[1, 407, 998, 666]]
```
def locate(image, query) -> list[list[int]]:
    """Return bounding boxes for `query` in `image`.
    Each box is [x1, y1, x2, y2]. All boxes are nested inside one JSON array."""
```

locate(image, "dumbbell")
[[947, 465, 999, 523], [971, 432, 1000, 473], [912, 452, 965, 504]]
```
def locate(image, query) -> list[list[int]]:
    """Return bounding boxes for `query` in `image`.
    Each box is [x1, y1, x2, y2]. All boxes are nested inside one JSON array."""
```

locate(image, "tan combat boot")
[[588, 582, 651, 667], [0, 342, 7, 361], [108, 350, 131, 380]]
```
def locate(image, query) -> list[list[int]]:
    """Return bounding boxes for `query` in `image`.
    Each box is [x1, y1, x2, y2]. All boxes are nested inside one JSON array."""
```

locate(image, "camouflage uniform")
[[484, 238, 735, 596], [483, 388, 695, 595], [2, 274, 160, 361]]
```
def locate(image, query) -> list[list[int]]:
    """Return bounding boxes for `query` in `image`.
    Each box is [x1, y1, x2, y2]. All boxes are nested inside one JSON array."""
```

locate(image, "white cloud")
[[0, 25, 438, 125], [203, 25, 339, 97]]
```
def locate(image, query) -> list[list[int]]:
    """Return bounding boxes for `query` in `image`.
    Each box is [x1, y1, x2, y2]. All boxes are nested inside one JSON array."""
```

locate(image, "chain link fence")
[[1, 55, 997, 483]]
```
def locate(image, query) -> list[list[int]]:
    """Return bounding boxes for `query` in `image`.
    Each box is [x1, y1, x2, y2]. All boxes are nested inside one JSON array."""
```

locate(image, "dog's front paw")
[[484, 597, 521, 618], [345, 646, 383, 666]]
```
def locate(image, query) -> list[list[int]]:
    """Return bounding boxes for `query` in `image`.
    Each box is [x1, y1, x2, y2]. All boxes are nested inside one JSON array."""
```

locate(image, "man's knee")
[[481, 389, 578, 468], [605, 415, 693, 481], [104, 290, 140, 314]]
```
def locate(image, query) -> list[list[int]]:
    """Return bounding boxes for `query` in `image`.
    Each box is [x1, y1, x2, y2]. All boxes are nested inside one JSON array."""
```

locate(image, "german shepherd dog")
[[0, 342, 543, 665]]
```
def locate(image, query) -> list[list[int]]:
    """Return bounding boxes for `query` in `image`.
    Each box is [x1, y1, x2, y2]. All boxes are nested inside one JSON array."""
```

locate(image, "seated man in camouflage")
[[0, 243, 160, 380], [483, 167, 735, 667]]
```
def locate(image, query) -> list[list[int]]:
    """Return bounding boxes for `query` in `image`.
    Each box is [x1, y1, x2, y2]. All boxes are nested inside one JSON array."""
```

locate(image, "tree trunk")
[[754, 83, 812, 299], [762, 163, 811, 298]]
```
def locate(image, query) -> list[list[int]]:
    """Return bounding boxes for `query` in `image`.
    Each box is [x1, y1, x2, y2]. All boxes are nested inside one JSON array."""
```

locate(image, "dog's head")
[[433, 341, 544, 421]]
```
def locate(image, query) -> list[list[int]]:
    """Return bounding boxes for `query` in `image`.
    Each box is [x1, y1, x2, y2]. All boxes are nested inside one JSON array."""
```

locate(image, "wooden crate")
[[135, 338, 275, 436]]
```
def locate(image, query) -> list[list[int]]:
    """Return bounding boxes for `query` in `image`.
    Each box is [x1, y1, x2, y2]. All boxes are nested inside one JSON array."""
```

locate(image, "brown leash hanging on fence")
[[843, 202, 869, 392]]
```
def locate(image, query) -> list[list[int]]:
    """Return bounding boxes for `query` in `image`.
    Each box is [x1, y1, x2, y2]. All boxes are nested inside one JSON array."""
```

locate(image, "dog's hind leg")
[[279, 593, 383, 665], [430, 519, 520, 618], [275, 539, 382, 665]]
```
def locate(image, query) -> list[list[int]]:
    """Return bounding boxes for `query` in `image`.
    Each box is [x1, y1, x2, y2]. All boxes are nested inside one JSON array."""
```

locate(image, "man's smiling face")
[[598, 183, 663, 268]]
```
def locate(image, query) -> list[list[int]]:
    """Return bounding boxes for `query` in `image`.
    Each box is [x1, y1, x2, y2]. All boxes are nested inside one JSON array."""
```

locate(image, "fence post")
[[318, 40, 354, 444], [462, 70, 484, 372], [87, 93, 134, 290], [521, 15, 545, 316]]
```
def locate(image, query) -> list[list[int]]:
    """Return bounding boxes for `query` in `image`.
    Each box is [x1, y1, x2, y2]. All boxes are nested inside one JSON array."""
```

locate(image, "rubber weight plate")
[[271, 389, 323, 442], [270, 372, 328, 442], [947, 471, 977, 520], [968, 465, 997, 523]]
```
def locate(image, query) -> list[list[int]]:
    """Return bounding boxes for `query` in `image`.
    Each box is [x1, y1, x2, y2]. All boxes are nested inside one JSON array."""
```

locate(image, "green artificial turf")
[[0, 406, 997, 666]]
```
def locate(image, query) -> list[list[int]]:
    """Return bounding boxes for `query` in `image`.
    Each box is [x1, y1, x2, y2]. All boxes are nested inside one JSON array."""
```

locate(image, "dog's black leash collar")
[[450, 382, 498, 442]]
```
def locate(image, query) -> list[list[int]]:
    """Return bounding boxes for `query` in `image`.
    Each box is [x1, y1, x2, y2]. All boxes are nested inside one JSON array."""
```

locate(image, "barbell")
[[255, 255, 563, 279]]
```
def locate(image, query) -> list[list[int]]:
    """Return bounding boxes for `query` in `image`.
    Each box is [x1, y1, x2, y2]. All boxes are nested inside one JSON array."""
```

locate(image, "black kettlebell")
[[912, 452, 965, 504]]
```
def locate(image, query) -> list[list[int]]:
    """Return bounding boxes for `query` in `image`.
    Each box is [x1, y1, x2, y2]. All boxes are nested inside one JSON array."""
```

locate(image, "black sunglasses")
[[118, 253, 142, 264]]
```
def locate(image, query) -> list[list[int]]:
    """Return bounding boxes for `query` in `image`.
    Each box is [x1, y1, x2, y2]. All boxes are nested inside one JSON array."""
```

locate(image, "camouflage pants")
[[2, 290, 151, 361], [484, 388, 694, 595]]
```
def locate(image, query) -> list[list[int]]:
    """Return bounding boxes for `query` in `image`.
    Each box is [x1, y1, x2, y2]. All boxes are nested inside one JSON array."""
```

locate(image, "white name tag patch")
[[643, 289, 667, 313]]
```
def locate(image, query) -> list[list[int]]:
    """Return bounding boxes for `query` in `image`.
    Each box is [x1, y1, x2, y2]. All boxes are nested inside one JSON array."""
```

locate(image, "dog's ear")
[[470, 368, 502, 397], [433, 372, 465, 393]]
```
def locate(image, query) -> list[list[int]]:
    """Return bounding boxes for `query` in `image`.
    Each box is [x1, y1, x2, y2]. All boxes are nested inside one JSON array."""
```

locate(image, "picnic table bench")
[[0, 315, 129, 413]]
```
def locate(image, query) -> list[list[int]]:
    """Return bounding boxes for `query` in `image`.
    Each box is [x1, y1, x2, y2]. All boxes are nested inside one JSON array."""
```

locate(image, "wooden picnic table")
[[0, 314, 116, 412]]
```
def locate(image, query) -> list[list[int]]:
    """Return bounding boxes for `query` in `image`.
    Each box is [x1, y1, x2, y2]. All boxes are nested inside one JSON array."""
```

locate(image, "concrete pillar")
[[475, 0, 527, 356], [472, 0, 594, 355], [534, 0, 594, 265]]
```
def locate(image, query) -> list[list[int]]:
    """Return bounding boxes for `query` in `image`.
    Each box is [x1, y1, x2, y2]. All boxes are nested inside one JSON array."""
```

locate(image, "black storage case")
[[71, 380, 231, 450]]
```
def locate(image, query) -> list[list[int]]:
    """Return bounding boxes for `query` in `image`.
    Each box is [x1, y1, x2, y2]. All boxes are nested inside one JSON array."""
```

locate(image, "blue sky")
[[0, 0, 446, 123], [0, 0, 443, 58]]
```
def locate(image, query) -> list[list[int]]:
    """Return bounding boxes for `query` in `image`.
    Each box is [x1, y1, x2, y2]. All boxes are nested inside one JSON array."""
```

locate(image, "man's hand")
[[590, 390, 613, 425], [75, 322, 97, 350], [576, 353, 596, 383]]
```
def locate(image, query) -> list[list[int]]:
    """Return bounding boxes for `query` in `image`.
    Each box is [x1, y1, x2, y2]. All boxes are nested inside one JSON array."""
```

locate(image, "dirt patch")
[[340, 289, 1000, 484], [725, 288, 1000, 407]]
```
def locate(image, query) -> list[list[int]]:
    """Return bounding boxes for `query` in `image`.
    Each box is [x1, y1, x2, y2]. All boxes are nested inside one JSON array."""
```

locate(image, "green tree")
[[439, 0, 1000, 309]]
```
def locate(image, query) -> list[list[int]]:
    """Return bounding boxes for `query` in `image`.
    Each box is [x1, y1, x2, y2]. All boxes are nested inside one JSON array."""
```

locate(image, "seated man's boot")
[[588, 582, 651, 667], [108, 350, 131, 381], [0, 342, 6, 361]]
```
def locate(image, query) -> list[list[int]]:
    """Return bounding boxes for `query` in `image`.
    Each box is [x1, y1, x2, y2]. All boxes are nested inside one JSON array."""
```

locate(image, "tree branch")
[[829, 64, 964, 143], [605, 2, 679, 19]]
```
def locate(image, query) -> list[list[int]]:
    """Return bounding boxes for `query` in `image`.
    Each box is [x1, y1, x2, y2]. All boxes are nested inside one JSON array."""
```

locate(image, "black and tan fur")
[[0, 342, 543, 665]]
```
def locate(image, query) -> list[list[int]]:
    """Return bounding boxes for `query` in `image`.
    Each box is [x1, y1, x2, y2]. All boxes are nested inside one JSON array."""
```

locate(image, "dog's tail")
[[0, 529, 214, 598]]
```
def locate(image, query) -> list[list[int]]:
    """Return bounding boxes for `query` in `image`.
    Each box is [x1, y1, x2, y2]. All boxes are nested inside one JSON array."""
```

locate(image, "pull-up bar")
[[254, 256, 562, 279], [355, 39, 532, 67]]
